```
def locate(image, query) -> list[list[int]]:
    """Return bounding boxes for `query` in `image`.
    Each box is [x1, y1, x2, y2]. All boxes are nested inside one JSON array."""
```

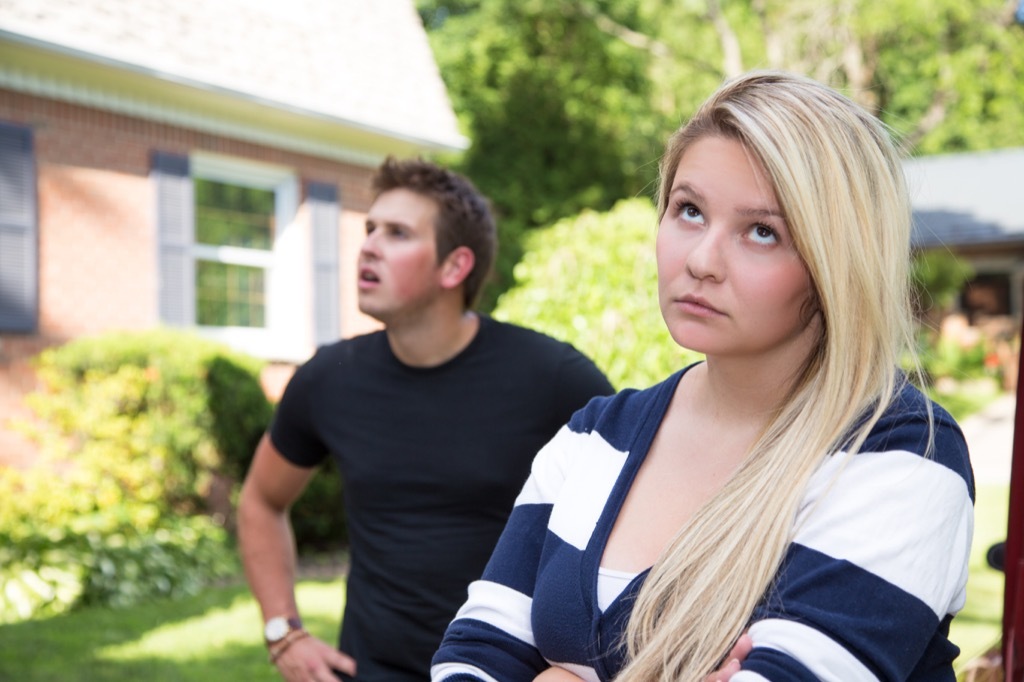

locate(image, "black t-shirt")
[[270, 316, 614, 681]]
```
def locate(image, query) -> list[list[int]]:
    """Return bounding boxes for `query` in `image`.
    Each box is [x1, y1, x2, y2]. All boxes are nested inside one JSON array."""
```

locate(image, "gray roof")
[[0, 0, 466, 152], [905, 147, 1024, 249]]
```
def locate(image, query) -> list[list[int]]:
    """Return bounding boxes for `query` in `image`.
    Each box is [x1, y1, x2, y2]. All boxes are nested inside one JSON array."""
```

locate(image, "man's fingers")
[[328, 648, 357, 676], [273, 635, 355, 682]]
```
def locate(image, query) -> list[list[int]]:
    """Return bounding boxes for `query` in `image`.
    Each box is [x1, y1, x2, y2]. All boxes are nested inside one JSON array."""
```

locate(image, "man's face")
[[357, 188, 444, 325]]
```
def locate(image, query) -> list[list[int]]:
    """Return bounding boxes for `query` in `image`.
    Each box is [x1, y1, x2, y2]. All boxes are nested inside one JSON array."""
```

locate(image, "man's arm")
[[238, 434, 356, 681]]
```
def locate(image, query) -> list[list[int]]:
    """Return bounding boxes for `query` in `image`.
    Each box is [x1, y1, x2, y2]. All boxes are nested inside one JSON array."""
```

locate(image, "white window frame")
[[189, 152, 309, 361]]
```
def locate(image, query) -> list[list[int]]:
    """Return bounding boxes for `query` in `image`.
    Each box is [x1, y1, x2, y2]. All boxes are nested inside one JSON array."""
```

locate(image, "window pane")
[[194, 178, 274, 249], [962, 273, 1011, 323], [196, 260, 266, 327]]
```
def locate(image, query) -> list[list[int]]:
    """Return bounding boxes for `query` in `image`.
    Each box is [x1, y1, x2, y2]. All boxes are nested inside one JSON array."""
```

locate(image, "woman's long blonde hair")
[[616, 71, 923, 680]]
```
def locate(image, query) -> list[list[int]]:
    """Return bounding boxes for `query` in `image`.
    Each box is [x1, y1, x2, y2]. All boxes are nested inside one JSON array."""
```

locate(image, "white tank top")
[[597, 566, 639, 611]]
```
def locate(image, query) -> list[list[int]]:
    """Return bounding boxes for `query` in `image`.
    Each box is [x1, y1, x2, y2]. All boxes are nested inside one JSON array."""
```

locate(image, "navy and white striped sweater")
[[432, 368, 974, 681]]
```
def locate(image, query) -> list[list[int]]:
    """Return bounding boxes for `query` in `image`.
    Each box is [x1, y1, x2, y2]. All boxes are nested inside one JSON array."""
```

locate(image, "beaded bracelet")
[[268, 628, 310, 664]]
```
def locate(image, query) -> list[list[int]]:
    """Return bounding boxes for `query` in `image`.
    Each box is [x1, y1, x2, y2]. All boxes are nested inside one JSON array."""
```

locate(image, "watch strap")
[[264, 615, 304, 645], [268, 627, 310, 664]]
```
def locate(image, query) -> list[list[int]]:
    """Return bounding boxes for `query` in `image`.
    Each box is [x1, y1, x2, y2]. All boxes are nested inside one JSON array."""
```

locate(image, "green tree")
[[912, 249, 975, 333], [494, 198, 702, 390], [620, 0, 1024, 153], [421, 0, 1024, 304], [419, 0, 665, 307]]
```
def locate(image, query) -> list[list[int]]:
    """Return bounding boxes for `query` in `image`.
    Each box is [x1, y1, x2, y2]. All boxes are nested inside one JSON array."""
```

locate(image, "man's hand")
[[703, 633, 754, 682], [272, 634, 356, 682]]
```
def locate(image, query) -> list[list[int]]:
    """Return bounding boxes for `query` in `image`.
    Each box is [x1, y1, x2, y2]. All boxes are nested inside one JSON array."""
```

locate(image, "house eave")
[[914, 238, 1024, 253], [0, 30, 469, 166]]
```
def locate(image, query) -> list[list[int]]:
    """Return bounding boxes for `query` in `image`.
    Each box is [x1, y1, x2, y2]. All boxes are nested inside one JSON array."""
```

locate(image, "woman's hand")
[[534, 666, 587, 681], [703, 633, 754, 682], [531, 632, 752, 682]]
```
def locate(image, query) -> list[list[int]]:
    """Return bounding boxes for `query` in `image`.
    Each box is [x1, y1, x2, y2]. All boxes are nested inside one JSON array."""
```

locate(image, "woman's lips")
[[677, 295, 724, 317]]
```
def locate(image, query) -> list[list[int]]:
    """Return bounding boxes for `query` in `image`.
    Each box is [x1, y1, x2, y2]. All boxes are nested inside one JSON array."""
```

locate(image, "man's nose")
[[360, 229, 380, 257]]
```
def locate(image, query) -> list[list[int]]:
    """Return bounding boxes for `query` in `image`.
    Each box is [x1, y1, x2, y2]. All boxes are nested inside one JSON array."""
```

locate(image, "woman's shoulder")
[[860, 380, 972, 489], [565, 371, 685, 450]]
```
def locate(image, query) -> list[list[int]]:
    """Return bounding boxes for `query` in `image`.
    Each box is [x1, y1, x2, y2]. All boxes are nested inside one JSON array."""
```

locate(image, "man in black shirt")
[[238, 157, 613, 681]]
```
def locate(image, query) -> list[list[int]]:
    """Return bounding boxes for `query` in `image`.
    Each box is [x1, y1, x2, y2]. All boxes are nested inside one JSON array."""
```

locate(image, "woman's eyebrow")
[[669, 181, 707, 204], [737, 206, 785, 219]]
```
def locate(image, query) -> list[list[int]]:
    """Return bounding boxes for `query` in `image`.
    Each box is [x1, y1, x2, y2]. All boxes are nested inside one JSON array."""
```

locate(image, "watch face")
[[265, 617, 290, 642]]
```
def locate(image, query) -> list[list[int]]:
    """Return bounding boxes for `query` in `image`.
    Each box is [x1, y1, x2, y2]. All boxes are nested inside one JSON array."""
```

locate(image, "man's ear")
[[439, 246, 476, 290]]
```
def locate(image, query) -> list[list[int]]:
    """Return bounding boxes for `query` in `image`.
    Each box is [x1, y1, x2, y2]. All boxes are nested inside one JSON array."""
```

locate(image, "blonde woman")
[[430, 71, 974, 681]]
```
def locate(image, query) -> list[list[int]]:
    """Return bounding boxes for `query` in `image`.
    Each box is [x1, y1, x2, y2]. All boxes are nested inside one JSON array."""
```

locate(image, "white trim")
[[968, 256, 1019, 272], [189, 153, 310, 363], [0, 65, 387, 166], [0, 29, 468, 153], [193, 244, 275, 268], [192, 153, 293, 188]]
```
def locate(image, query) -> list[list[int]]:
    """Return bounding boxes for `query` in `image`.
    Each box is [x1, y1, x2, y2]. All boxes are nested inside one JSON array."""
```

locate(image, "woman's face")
[[657, 135, 818, 366]]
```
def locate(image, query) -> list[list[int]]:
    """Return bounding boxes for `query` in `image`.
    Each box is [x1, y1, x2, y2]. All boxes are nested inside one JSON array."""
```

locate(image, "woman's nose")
[[685, 228, 725, 281]]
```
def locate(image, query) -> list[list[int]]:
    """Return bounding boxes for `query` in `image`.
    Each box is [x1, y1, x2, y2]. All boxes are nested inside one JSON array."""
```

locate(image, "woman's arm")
[[736, 412, 973, 680], [531, 635, 752, 682], [534, 668, 586, 682]]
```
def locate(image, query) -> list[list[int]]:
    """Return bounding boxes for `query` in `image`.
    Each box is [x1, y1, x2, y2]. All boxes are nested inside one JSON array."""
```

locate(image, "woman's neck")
[[686, 357, 802, 428]]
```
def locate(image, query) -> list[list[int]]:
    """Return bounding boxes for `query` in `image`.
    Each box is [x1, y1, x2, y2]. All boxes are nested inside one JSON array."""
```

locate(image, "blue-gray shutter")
[[152, 151, 194, 327], [0, 122, 38, 333], [309, 182, 340, 346]]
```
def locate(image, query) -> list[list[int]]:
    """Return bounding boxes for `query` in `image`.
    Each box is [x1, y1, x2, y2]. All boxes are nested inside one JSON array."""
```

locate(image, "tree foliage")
[[494, 199, 702, 390], [419, 1, 1024, 306], [912, 249, 976, 336], [420, 0, 664, 306]]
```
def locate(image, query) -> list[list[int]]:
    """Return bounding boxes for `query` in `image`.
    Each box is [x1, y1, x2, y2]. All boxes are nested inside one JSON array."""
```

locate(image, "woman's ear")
[[439, 246, 476, 291]]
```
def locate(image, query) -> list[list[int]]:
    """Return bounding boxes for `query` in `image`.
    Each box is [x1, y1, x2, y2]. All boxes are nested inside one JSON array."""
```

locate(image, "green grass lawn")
[[0, 491, 1008, 680], [951, 482, 1009, 676], [0, 575, 348, 681]]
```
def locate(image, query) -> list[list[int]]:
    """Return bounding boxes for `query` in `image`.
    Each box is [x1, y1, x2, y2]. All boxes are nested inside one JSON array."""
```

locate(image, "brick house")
[[907, 147, 1024, 388], [908, 147, 1024, 324], [0, 0, 466, 464]]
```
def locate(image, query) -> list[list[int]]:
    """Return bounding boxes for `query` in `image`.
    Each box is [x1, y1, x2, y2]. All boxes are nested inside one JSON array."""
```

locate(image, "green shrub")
[[919, 334, 993, 383], [494, 198, 702, 390], [0, 328, 268, 622], [0, 455, 239, 623], [0, 512, 235, 622], [19, 328, 272, 513], [912, 250, 974, 322]]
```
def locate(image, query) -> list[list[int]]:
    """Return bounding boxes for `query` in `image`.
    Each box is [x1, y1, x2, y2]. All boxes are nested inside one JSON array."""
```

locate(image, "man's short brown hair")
[[372, 157, 497, 310]]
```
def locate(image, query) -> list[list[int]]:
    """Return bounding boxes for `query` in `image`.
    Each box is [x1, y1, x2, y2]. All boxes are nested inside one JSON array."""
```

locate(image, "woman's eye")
[[749, 224, 777, 245], [680, 203, 704, 224]]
